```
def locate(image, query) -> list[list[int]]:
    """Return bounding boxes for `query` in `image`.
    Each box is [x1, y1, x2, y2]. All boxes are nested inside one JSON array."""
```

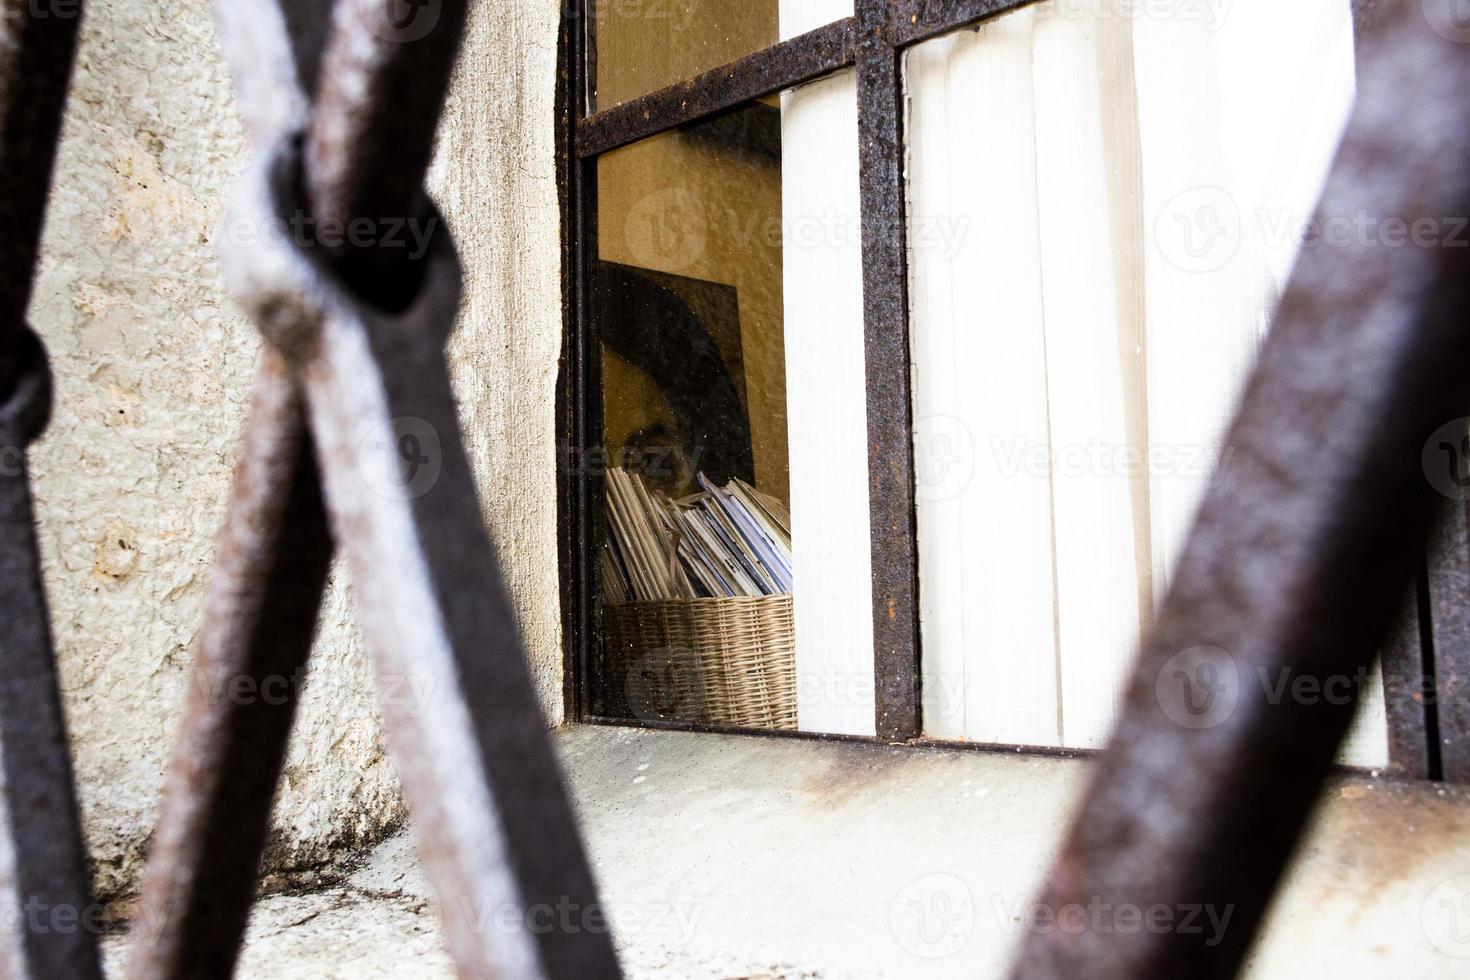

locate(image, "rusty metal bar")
[[573, 18, 857, 158], [128, 1, 339, 973], [1011, 4, 1470, 978], [0, 388, 100, 980], [0, 2, 103, 978], [1382, 580, 1434, 779], [305, 0, 469, 309], [127, 354, 331, 978], [292, 225, 620, 976], [134, 0, 622, 975], [0, 0, 80, 337], [857, 0, 922, 740], [1428, 503, 1470, 781], [296, 3, 619, 969], [556, 3, 606, 723]]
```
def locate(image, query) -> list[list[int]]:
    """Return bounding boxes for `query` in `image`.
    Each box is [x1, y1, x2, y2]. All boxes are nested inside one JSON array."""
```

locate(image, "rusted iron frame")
[[1428, 505, 1470, 782], [572, 0, 1044, 159], [0, 1, 80, 339], [1409, 0, 1466, 779], [556, 5, 581, 722], [1011, 6, 1470, 978], [135, 0, 621, 977], [856, 0, 921, 739], [573, 18, 857, 158], [564, 0, 1440, 762], [557, 3, 606, 722], [1384, 578, 1435, 779], [127, 0, 340, 969], [0, 3, 104, 979], [1348, 0, 1434, 783], [305, 0, 468, 309], [278, 188, 618, 977]]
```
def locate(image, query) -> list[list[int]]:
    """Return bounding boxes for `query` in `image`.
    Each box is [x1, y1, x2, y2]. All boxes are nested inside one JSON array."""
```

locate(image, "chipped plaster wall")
[[29, 0, 565, 898]]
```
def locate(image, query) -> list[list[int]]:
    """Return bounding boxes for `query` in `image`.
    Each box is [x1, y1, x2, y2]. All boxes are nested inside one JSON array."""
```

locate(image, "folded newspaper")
[[603, 468, 792, 602]]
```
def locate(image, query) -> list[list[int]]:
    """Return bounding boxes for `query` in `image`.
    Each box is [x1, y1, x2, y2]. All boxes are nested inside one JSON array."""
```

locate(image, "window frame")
[[555, 0, 1450, 779]]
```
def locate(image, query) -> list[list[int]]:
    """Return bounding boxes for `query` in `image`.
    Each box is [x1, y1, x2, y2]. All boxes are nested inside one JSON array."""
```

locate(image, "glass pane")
[[587, 0, 852, 113], [593, 101, 792, 731], [590, 1, 779, 113], [591, 74, 870, 736], [904, 0, 1388, 763]]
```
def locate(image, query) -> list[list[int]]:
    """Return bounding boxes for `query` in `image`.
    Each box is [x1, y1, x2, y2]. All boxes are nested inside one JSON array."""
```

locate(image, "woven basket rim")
[[605, 594, 791, 608], [600, 594, 796, 730]]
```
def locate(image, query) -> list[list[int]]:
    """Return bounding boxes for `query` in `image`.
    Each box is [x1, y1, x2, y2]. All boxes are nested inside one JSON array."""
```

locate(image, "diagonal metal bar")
[[127, 2, 338, 975], [0, 368, 102, 980], [136, 0, 622, 975], [127, 352, 332, 978], [305, 0, 469, 309], [0, 3, 104, 978], [279, 1, 619, 973], [288, 213, 622, 976], [1012, 4, 1470, 978], [0, 0, 81, 339]]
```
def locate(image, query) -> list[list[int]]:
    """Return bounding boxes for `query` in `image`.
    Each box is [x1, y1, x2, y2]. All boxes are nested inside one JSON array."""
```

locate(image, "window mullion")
[[857, 0, 921, 740]]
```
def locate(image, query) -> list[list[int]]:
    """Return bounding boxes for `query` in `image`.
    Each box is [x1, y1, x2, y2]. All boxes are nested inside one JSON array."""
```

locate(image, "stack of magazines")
[[603, 468, 793, 603]]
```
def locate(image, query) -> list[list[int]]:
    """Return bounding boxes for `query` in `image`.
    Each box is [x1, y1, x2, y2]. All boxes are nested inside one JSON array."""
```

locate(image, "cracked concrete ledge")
[[102, 725, 1470, 978]]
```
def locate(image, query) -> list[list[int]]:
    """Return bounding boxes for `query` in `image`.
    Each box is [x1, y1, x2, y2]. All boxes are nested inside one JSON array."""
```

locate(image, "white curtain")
[[781, 1, 873, 735], [908, 0, 1388, 764]]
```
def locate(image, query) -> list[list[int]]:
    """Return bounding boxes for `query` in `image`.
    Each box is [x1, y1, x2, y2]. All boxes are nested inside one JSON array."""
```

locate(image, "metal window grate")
[[0, 0, 619, 976], [0, 0, 1466, 978]]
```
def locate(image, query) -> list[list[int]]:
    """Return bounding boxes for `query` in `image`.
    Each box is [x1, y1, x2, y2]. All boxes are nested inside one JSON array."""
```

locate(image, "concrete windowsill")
[[108, 724, 1470, 978]]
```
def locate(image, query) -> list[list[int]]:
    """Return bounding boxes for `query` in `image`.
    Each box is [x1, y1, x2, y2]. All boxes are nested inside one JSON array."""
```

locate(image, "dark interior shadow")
[[594, 260, 755, 487]]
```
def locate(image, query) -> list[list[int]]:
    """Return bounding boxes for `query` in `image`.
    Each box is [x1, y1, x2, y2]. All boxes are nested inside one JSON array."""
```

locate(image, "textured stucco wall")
[[432, 0, 567, 724], [29, 0, 564, 898]]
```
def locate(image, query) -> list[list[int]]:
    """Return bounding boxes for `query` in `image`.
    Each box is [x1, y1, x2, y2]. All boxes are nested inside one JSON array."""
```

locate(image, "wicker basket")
[[600, 595, 797, 730]]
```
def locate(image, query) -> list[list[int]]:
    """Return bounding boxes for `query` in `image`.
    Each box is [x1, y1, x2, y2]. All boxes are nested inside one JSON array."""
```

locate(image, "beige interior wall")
[[28, 0, 566, 899], [597, 117, 790, 503], [594, 1, 791, 503]]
